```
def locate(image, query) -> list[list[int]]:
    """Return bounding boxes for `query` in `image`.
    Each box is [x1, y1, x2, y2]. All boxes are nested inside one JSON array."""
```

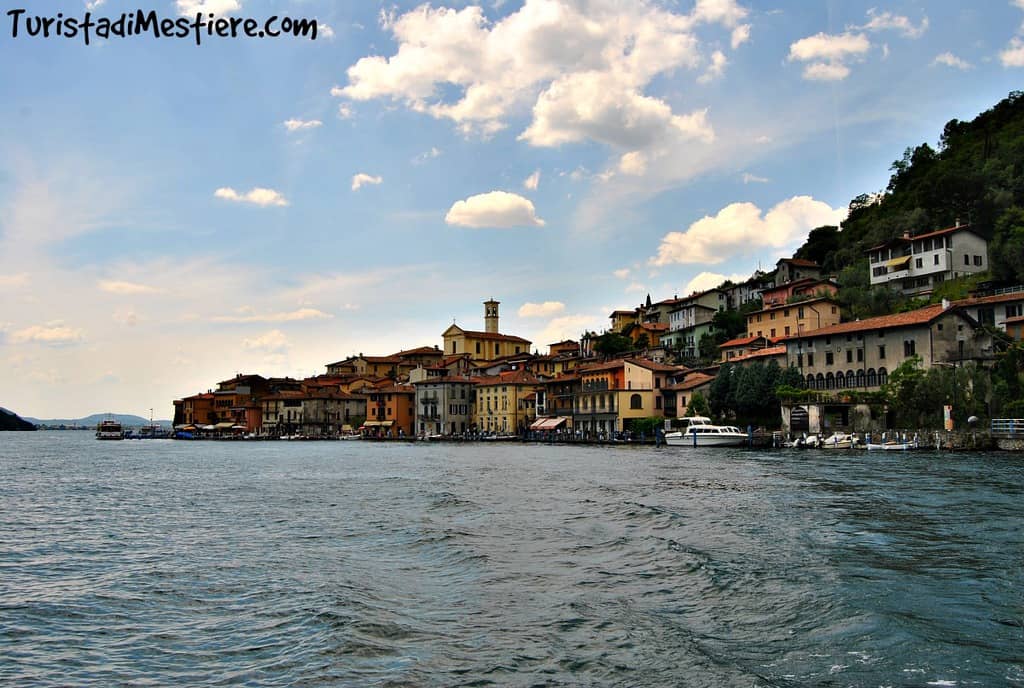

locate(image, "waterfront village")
[[172, 222, 1024, 443]]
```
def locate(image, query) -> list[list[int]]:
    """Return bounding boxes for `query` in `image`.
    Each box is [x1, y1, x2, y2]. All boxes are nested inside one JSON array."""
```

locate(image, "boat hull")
[[664, 433, 747, 447]]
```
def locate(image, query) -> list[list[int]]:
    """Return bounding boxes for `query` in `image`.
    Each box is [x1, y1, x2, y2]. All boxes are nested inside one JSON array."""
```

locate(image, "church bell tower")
[[484, 299, 500, 334]]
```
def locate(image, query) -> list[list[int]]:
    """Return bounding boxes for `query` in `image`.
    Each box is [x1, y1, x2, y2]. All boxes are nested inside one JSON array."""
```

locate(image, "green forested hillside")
[[793, 91, 1024, 317]]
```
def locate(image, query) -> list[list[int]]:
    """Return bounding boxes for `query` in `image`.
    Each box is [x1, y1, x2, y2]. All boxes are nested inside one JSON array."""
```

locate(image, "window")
[[846, 350, 853, 363], [825, 352, 834, 365], [831, 306, 837, 314], [1007, 304, 1024, 318], [630, 394, 643, 410], [934, 254, 940, 265], [475, 342, 481, 354], [857, 348, 864, 363], [784, 309, 790, 317], [797, 353, 803, 367], [452, 341, 457, 353], [771, 328, 776, 337], [964, 254, 970, 265], [903, 340, 916, 357], [974, 255, 983, 266], [825, 336, 831, 345], [770, 312, 776, 321], [915, 257, 923, 269], [798, 307, 805, 319], [807, 353, 814, 367], [785, 326, 791, 336], [878, 344, 886, 359]]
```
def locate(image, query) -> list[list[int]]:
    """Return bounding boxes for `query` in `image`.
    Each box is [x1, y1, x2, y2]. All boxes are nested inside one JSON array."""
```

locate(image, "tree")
[[592, 331, 632, 358], [687, 391, 711, 417]]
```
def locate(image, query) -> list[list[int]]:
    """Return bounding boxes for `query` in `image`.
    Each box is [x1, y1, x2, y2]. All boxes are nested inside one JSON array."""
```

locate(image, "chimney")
[[902, 231, 911, 239], [484, 299, 500, 334], [942, 298, 950, 311]]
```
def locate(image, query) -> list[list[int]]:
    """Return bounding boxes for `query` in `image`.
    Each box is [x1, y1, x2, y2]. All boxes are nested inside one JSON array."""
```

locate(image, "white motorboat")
[[95, 419, 124, 440], [663, 416, 748, 447], [865, 433, 919, 451], [819, 432, 861, 449]]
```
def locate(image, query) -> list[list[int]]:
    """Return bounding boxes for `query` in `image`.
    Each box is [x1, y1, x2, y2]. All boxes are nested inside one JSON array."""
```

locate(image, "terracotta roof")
[[1006, 315, 1024, 325], [954, 291, 1024, 307], [579, 359, 626, 373], [454, 329, 532, 344], [625, 358, 682, 373], [412, 375, 474, 385], [609, 309, 638, 316], [665, 372, 715, 391], [474, 369, 543, 386], [640, 322, 670, 332], [729, 345, 788, 363], [392, 346, 443, 357], [720, 335, 763, 348], [369, 385, 416, 394], [866, 224, 980, 252], [217, 373, 267, 386], [778, 258, 820, 268], [787, 304, 958, 338]]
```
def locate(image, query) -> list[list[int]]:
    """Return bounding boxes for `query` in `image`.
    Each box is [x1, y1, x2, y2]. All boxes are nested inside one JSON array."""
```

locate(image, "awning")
[[886, 255, 911, 269], [214, 422, 235, 429], [362, 420, 395, 427], [530, 417, 567, 431]]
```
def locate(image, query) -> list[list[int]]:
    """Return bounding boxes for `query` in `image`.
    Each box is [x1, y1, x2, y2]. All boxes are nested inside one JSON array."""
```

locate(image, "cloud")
[[618, 151, 648, 176], [523, 170, 541, 191], [283, 118, 323, 132], [412, 147, 442, 164], [176, 0, 241, 16], [860, 9, 928, 39], [518, 301, 565, 318], [351, 173, 383, 191], [741, 172, 769, 184], [613, 268, 631, 279], [85, 0, 106, 9], [444, 191, 545, 228], [318, 23, 335, 39], [10, 323, 85, 346], [649, 195, 846, 266], [532, 313, 606, 346], [214, 187, 289, 207], [698, 50, 728, 84], [625, 282, 646, 293], [335, 0, 742, 156], [788, 32, 870, 81], [243, 329, 291, 354], [212, 307, 333, 323], [0, 273, 29, 288], [337, 104, 354, 119], [98, 280, 162, 295], [682, 271, 748, 294], [932, 52, 971, 70], [1001, 38, 1024, 67]]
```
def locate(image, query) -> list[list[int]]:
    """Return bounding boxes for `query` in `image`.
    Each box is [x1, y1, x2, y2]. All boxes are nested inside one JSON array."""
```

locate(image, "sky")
[[1, 0, 1023, 418]]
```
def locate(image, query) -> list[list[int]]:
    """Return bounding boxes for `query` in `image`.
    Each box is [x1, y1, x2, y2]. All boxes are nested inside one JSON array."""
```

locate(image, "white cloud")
[[933, 52, 971, 70], [413, 147, 442, 164], [518, 301, 565, 318], [754, 135, 772, 144], [176, 0, 241, 16], [243, 329, 290, 354], [521, 71, 714, 149], [650, 196, 846, 266], [351, 173, 383, 191], [335, 0, 741, 156], [1001, 38, 1024, 67], [10, 323, 85, 346], [523, 169, 541, 190], [532, 313, 605, 347], [212, 308, 333, 323], [731, 24, 751, 49], [698, 50, 728, 84], [682, 271, 748, 294], [788, 31, 869, 81], [625, 282, 646, 293], [318, 22, 335, 39], [98, 280, 162, 295], [85, 0, 106, 9], [860, 9, 928, 39], [741, 172, 769, 184], [337, 104, 354, 119], [214, 187, 289, 207], [445, 191, 545, 228], [618, 151, 648, 176], [283, 118, 323, 132], [0, 273, 29, 287], [613, 268, 631, 279], [802, 62, 852, 81]]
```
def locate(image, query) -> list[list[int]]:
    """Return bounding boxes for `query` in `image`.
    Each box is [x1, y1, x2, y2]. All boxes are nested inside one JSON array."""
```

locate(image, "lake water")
[[1, 432, 1021, 686]]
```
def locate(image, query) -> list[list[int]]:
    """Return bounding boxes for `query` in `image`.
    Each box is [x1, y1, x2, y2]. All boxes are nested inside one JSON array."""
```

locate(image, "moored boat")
[[95, 419, 124, 440], [818, 432, 862, 449], [663, 416, 748, 447]]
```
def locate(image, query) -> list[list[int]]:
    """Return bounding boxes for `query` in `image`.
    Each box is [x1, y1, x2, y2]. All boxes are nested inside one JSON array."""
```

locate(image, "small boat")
[[95, 419, 124, 440], [340, 433, 362, 441], [664, 416, 748, 447], [819, 432, 861, 449], [865, 433, 920, 451]]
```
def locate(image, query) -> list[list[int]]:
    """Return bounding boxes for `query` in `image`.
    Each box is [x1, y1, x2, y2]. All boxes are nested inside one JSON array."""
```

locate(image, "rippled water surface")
[[1, 432, 1022, 686]]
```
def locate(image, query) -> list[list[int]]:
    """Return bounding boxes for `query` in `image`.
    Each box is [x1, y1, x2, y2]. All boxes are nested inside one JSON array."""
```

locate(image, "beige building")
[[473, 369, 542, 434], [575, 358, 679, 435], [442, 300, 532, 361], [746, 297, 841, 339]]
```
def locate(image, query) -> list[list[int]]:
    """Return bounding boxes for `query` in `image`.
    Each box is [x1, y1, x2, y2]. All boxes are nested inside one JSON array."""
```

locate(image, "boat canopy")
[[214, 422, 234, 429], [529, 417, 567, 431]]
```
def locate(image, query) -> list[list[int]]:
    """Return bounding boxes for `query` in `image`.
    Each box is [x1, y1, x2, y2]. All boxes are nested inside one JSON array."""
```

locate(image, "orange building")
[[364, 384, 416, 438]]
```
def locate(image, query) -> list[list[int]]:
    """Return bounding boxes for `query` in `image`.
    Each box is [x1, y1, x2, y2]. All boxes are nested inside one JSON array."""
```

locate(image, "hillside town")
[[171, 223, 1024, 440]]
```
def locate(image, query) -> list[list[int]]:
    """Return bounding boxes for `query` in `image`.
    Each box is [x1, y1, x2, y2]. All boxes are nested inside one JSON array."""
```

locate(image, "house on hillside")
[[867, 223, 988, 296]]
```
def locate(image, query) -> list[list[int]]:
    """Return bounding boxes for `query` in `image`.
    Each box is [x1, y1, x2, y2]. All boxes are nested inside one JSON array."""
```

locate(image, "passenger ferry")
[[95, 419, 124, 440]]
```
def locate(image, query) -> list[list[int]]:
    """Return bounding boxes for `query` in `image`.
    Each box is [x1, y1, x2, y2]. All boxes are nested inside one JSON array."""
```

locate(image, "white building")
[[867, 224, 989, 296]]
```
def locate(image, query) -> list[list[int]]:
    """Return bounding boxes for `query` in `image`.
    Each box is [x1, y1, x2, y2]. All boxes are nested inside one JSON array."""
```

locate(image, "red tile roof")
[[866, 224, 980, 252], [720, 335, 763, 348], [730, 345, 788, 363], [954, 291, 1024, 307], [456, 329, 532, 344], [788, 304, 955, 338], [779, 258, 820, 268], [666, 372, 715, 391], [474, 369, 543, 386], [391, 346, 443, 357]]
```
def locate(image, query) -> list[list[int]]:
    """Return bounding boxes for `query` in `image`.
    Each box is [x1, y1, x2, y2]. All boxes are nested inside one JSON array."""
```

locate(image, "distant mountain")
[[23, 413, 173, 428], [0, 408, 37, 431]]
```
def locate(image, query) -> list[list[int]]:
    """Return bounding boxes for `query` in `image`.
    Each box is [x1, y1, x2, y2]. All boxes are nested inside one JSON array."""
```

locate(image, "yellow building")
[[473, 369, 542, 434], [609, 309, 639, 333], [576, 358, 679, 435], [745, 297, 841, 339], [442, 300, 532, 362]]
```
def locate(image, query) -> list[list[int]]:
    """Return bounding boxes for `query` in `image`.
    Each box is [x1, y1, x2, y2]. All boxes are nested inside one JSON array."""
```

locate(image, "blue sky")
[[2, 0, 1023, 418]]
